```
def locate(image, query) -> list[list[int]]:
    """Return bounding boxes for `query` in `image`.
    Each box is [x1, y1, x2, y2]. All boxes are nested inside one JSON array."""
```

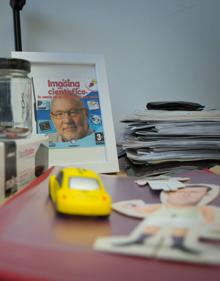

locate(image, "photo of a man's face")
[[50, 96, 92, 141]]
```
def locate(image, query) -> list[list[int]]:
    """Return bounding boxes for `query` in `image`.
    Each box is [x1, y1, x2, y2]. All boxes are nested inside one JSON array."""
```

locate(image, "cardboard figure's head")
[[160, 184, 220, 207]]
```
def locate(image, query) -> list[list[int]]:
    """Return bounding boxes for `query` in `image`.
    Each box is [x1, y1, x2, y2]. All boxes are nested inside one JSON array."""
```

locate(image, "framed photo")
[[11, 52, 119, 173]]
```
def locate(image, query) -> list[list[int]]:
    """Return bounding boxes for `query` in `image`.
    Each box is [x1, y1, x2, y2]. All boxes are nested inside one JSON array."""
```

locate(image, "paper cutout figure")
[[94, 184, 220, 264], [94, 207, 220, 264]]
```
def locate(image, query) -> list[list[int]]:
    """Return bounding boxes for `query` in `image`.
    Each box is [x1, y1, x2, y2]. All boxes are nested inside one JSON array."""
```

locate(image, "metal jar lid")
[[0, 58, 31, 73]]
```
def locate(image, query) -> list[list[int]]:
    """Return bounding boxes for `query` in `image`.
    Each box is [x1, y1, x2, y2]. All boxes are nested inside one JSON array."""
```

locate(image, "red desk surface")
[[0, 168, 220, 281]]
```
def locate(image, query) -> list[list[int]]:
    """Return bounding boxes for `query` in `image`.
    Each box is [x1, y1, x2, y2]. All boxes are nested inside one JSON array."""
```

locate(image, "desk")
[[0, 168, 220, 281]]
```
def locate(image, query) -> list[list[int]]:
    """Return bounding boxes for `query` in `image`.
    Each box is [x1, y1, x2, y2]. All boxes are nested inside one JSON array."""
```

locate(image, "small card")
[[148, 179, 186, 191], [135, 176, 190, 188]]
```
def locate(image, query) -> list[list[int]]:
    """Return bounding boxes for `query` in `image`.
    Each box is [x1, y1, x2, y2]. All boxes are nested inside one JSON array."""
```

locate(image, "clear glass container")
[[0, 58, 32, 138]]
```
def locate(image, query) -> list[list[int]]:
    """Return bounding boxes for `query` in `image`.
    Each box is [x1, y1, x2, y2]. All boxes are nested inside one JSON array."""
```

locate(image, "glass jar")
[[0, 58, 32, 138]]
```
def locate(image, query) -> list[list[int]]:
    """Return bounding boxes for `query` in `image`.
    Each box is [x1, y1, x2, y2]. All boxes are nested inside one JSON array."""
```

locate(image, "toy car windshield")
[[69, 177, 100, 191]]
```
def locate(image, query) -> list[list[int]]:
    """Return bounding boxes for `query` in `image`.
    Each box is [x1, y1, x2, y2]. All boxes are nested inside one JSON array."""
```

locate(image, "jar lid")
[[0, 58, 31, 73]]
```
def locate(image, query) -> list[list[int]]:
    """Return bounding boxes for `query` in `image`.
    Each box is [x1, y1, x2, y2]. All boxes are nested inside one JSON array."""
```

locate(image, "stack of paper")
[[120, 110, 220, 176]]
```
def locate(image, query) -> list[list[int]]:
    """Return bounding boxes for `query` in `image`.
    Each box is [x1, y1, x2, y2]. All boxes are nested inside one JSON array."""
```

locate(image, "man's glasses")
[[51, 109, 83, 119]]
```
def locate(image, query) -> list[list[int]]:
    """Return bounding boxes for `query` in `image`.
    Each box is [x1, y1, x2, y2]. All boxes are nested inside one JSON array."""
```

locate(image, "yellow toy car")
[[49, 167, 112, 216]]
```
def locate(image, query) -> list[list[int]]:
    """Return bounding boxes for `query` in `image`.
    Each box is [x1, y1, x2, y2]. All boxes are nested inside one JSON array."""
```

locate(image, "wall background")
[[1, 0, 220, 140]]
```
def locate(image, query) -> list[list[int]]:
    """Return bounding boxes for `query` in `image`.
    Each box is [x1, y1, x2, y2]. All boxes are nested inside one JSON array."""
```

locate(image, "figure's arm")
[[112, 200, 159, 218], [200, 206, 220, 240], [201, 206, 217, 223]]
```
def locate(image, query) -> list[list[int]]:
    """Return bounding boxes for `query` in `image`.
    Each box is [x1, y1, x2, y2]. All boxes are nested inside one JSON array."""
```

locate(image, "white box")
[[0, 135, 48, 200]]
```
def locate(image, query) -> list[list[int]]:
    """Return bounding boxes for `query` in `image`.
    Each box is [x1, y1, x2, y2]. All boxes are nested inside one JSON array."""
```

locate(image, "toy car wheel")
[[48, 186, 52, 199], [99, 215, 110, 219]]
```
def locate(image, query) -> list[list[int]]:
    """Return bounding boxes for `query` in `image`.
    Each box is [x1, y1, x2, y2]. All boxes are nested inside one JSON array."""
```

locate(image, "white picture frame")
[[11, 52, 119, 173]]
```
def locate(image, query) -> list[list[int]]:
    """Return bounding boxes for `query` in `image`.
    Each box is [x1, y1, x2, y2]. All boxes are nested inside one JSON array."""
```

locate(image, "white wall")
[[1, 0, 220, 140]]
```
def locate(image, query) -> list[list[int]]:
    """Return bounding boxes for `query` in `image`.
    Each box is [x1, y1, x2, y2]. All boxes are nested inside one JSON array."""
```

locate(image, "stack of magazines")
[[120, 109, 220, 176]]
